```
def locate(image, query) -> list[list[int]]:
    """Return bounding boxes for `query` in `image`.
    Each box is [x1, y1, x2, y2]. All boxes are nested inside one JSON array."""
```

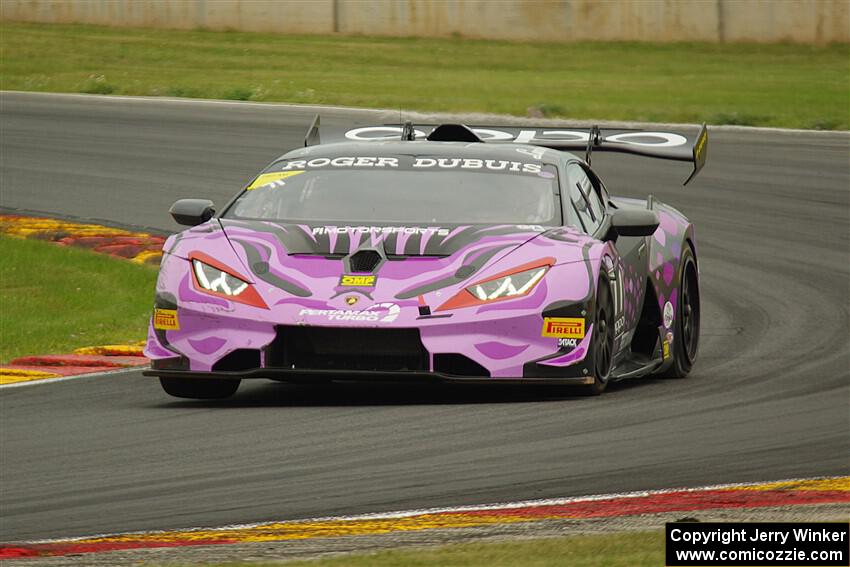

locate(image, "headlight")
[[187, 252, 269, 309], [436, 258, 554, 311], [192, 259, 248, 296], [467, 266, 547, 301]]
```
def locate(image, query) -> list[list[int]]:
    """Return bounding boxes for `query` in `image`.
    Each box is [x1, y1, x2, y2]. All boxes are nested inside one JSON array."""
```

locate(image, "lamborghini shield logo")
[[345, 296, 359, 306]]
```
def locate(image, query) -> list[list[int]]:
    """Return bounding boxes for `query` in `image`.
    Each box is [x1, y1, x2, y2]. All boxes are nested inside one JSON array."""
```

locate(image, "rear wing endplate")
[[304, 114, 320, 147], [562, 123, 708, 185]]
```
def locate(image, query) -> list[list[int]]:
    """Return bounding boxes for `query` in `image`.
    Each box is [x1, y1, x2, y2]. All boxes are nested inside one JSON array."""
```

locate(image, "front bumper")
[[144, 292, 597, 381]]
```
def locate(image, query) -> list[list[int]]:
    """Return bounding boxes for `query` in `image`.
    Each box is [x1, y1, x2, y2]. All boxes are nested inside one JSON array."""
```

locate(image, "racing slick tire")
[[159, 377, 241, 399], [660, 246, 700, 379], [577, 276, 615, 396]]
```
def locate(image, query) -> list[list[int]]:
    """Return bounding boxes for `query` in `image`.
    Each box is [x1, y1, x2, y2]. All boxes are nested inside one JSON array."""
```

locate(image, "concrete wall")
[[2, 0, 847, 43]]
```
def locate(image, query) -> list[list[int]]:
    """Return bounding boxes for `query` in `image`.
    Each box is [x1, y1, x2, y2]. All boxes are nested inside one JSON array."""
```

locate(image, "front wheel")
[[660, 246, 700, 378], [577, 277, 615, 396], [159, 377, 240, 399]]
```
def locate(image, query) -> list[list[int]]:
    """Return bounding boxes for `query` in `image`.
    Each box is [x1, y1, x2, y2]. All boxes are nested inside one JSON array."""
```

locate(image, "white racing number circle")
[[606, 132, 688, 148], [345, 126, 427, 141]]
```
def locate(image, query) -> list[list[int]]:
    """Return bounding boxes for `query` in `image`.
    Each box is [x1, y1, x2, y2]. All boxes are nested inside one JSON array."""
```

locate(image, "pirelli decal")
[[339, 274, 377, 287], [153, 308, 180, 330], [542, 317, 585, 339]]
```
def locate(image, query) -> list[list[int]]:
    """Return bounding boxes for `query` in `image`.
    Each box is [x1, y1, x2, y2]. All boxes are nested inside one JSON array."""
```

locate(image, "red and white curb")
[[0, 213, 159, 385], [1, 476, 847, 559], [0, 347, 148, 386]]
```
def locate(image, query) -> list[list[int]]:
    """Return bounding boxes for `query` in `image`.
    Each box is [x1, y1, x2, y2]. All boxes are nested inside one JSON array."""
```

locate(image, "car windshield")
[[223, 156, 561, 225]]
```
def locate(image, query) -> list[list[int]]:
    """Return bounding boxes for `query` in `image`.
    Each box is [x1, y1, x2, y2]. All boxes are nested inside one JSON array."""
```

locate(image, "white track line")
[[0, 366, 144, 389], [20, 475, 847, 544], [2, 90, 847, 136]]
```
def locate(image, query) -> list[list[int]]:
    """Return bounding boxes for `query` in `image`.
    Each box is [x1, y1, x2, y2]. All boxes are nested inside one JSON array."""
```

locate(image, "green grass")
[[193, 531, 664, 567], [1, 22, 847, 129], [0, 236, 156, 363]]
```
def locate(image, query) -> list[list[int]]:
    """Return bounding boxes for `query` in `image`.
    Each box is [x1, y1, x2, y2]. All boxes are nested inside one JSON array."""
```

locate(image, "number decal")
[[606, 256, 626, 336]]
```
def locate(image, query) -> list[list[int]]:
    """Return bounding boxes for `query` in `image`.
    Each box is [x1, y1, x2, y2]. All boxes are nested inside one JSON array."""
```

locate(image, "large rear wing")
[[308, 118, 708, 186]]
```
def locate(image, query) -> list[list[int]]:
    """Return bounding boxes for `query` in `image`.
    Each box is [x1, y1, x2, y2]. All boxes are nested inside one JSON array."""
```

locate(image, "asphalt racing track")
[[1, 92, 847, 542]]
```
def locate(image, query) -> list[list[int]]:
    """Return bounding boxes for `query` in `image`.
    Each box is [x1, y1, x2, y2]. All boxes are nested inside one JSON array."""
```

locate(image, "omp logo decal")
[[153, 309, 179, 330], [339, 274, 376, 287], [542, 317, 585, 338], [246, 171, 304, 190], [4, 477, 847, 558]]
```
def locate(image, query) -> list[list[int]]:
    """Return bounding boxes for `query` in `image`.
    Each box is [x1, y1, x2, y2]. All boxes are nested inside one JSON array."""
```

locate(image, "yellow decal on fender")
[[339, 274, 377, 287], [542, 317, 585, 339], [663, 340, 671, 360], [246, 170, 305, 190], [153, 309, 180, 330]]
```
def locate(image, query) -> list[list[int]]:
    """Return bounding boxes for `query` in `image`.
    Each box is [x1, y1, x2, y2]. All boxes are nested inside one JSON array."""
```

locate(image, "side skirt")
[[611, 326, 666, 380]]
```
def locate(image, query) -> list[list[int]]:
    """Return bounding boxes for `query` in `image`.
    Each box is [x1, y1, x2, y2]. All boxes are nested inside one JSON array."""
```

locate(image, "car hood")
[[208, 219, 596, 301], [163, 219, 600, 318], [218, 219, 556, 258]]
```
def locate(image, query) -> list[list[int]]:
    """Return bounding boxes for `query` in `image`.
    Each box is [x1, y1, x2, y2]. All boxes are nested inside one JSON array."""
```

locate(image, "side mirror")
[[608, 209, 659, 239], [169, 199, 215, 226]]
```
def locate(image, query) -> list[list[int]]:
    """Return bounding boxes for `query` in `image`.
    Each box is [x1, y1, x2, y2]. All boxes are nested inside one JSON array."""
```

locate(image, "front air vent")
[[433, 354, 490, 377], [348, 249, 382, 273], [212, 349, 261, 372], [266, 327, 428, 372]]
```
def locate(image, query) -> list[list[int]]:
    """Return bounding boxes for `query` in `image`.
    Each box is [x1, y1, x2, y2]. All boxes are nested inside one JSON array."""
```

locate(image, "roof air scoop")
[[427, 124, 482, 143]]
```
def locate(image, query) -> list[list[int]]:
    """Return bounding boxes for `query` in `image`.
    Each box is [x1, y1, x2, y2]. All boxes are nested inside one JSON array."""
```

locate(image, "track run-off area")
[[3, 476, 848, 560], [0, 91, 848, 543]]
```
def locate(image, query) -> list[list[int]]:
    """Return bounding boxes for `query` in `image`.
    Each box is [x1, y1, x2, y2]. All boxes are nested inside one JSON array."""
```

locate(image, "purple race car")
[[144, 119, 707, 398]]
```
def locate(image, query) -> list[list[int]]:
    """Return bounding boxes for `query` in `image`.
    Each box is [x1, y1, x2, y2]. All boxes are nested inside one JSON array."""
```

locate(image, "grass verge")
[[1, 22, 847, 129], [0, 236, 156, 363], [194, 531, 664, 567]]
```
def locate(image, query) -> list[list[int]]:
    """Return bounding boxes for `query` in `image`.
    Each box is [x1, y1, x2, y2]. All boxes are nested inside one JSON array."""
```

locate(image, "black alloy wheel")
[[578, 278, 614, 396], [681, 258, 700, 364], [661, 246, 700, 379]]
